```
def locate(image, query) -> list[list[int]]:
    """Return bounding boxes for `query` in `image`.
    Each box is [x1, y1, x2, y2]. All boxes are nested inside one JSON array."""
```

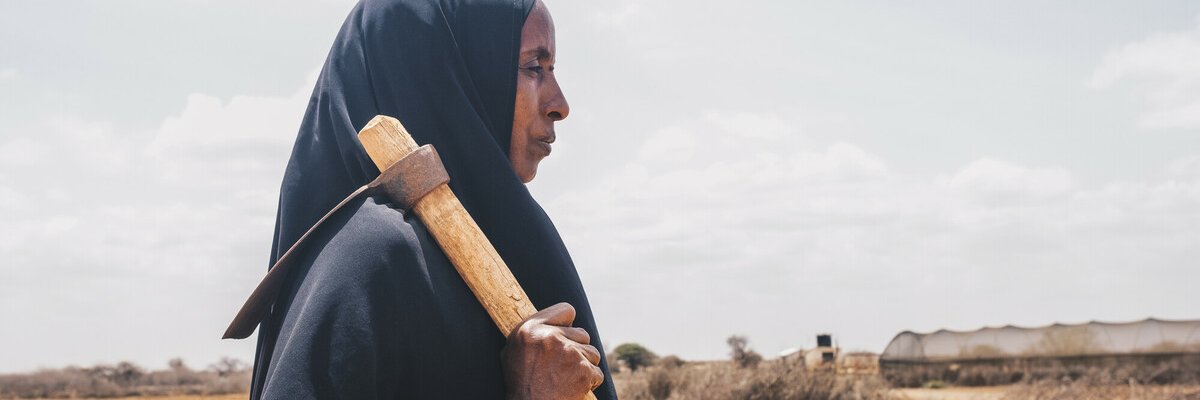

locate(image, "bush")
[[613, 360, 890, 400], [613, 343, 658, 372], [881, 353, 1200, 388], [658, 355, 686, 369], [646, 368, 673, 400], [0, 357, 251, 399], [728, 335, 763, 369], [1002, 382, 1200, 400]]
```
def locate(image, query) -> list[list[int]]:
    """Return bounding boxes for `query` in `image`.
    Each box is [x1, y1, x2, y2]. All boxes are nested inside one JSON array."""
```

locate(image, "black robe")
[[246, 0, 616, 398]]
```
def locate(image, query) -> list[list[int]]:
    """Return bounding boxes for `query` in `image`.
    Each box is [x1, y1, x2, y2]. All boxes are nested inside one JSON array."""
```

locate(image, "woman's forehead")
[[521, 0, 556, 57]]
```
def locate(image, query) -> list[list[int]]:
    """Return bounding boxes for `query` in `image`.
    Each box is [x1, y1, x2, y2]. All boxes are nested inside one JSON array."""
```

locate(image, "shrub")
[[613, 360, 891, 400], [728, 335, 763, 369], [613, 343, 658, 372], [646, 368, 673, 400], [0, 357, 251, 399], [658, 355, 685, 369]]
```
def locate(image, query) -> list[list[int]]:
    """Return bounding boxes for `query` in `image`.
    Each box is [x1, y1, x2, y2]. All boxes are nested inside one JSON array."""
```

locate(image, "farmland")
[[608, 359, 1200, 400], [3, 357, 1199, 399]]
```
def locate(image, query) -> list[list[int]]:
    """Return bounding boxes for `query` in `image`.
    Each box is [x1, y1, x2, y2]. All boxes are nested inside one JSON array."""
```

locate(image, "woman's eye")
[[524, 66, 544, 75]]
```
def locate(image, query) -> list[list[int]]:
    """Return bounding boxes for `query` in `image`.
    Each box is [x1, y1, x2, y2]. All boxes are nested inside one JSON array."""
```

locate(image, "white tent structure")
[[882, 318, 1200, 362]]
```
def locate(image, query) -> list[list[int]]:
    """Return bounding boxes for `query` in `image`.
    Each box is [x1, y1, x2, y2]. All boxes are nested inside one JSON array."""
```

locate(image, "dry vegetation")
[[610, 336, 1200, 400], [882, 353, 1200, 388], [611, 361, 1200, 400], [4, 346, 1198, 399], [0, 358, 249, 399], [1000, 382, 1200, 400], [613, 360, 891, 400]]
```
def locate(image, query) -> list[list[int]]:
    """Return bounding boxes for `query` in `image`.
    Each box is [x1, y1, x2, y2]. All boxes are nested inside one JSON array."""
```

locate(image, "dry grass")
[[615, 357, 1200, 400], [614, 360, 891, 400], [0, 359, 249, 399], [92, 395, 246, 400], [1001, 382, 1200, 400], [882, 353, 1200, 388], [6, 354, 1198, 399]]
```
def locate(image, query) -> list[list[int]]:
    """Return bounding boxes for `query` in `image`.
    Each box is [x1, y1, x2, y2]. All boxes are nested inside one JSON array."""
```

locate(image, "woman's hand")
[[501, 302, 604, 400]]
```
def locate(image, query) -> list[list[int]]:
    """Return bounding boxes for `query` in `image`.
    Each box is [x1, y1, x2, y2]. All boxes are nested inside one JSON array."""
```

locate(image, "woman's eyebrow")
[[521, 47, 552, 61]]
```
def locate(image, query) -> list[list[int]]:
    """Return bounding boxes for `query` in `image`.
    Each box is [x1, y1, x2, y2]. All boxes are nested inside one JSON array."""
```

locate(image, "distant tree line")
[[0, 357, 250, 399], [608, 334, 764, 372], [607, 335, 887, 400]]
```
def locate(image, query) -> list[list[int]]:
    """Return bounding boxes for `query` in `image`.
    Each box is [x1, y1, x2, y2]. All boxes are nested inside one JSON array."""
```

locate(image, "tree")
[[657, 355, 685, 369], [112, 362, 144, 385], [612, 343, 657, 372], [207, 357, 247, 377], [727, 335, 762, 368], [168, 357, 190, 373]]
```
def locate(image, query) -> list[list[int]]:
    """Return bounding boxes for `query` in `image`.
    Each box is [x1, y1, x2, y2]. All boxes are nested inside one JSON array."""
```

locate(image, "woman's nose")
[[544, 77, 569, 122]]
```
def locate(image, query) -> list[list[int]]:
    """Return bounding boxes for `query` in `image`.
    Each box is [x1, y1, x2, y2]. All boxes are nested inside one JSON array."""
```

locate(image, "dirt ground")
[[891, 387, 1007, 400], [892, 385, 1200, 400], [50, 386, 1200, 399], [89, 395, 246, 400]]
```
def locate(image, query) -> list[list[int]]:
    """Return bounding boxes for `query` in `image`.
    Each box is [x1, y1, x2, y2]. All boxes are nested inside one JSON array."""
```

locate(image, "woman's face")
[[510, 0, 569, 183]]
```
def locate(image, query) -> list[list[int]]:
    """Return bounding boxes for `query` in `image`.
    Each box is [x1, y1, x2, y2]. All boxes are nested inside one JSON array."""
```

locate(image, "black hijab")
[[249, 0, 615, 398]]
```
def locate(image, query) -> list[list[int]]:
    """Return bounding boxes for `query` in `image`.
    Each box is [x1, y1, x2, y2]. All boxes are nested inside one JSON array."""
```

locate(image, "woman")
[[246, 0, 615, 398]]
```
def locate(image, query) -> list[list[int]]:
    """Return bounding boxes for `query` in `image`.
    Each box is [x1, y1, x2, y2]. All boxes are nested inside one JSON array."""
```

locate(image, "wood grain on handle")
[[359, 115, 539, 334], [359, 116, 599, 400], [360, 116, 599, 400]]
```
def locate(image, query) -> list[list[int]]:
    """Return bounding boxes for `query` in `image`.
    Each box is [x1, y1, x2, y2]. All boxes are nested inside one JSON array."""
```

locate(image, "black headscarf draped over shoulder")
[[248, 0, 616, 398]]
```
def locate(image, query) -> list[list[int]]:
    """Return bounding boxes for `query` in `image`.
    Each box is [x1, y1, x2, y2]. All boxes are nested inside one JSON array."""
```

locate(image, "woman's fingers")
[[540, 302, 577, 327], [552, 326, 599, 365], [558, 326, 590, 344], [577, 342, 601, 366], [588, 363, 605, 390]]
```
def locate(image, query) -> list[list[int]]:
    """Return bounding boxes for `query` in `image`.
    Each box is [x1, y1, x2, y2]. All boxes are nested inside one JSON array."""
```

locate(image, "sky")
[[1, 0, 1199, 373]]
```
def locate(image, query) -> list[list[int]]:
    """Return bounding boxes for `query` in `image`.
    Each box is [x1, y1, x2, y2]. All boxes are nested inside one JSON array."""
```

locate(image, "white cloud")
[[592, 1, 643, 27], [1089, 18, 1200, 129], [1139, 102, 1200, 129], [637, 126, 697, 165], [0, 137, 46, 167], [943, 157, 1073, 199], [0, 69, 319, 372], [1167, 154, 1200, 179], [0, 117, 130, 172], [547, 111, 1200, 361], [146, 73, 312, 191], [4, 0, 1200, 373]]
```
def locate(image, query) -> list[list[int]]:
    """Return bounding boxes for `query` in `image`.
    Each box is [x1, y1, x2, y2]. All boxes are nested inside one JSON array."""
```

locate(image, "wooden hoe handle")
[[358, 116, 598, 400]]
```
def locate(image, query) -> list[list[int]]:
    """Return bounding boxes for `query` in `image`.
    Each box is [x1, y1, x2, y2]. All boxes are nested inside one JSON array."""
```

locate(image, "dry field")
[[895, 384, 1200, 400], [891, 387, 1006, 400], [4, 394, 247, 400], [23, 386, 1200, 400], [611, 359, 1200, 400], [79, 393, 246, 396], [998, 383, 1200, 399], [0, 361, 250, 400], [5, 358, 1199, 399], [613, 360, 892, 400]]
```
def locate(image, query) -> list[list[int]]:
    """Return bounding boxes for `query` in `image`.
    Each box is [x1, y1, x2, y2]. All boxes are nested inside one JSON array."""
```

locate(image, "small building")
[[804, 333, 838, 369], [780, 334, 879, 374]]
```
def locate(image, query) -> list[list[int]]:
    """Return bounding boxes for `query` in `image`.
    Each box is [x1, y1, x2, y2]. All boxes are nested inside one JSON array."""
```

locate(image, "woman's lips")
[[535, 139, 552, 156], [534, 133, 555, 156]]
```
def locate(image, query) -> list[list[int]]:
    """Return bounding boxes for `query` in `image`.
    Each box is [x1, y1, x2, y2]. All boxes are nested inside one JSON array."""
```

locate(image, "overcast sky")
[[2, 0, 1199, 373]]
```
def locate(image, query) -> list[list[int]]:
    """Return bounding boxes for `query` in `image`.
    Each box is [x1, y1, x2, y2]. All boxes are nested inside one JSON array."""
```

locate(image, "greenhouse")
[[879, 318, 1200, 387], [882, 318, 1200, 361]]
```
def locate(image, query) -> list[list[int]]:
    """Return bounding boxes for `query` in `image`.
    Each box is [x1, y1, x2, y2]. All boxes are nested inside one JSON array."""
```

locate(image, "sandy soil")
[[891, 387, 1008, 400], [90, 395, 246, 400]]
